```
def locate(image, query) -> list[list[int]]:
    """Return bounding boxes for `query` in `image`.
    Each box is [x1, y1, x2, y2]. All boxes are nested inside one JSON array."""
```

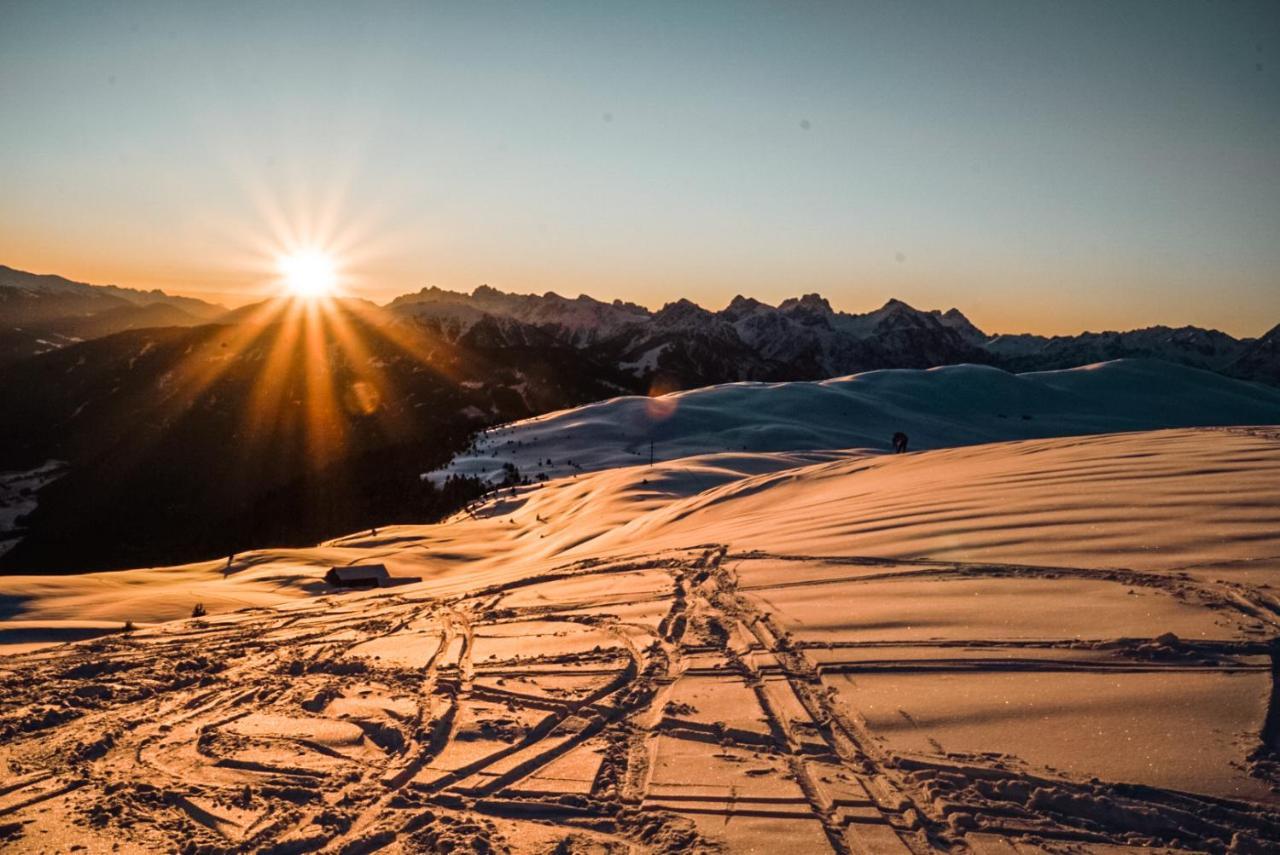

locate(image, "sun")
[[277, 250, 338, 298]]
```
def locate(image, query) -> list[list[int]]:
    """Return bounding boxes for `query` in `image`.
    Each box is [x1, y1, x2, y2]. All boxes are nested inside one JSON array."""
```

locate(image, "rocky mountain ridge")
[[389, 284, 1278, 387]]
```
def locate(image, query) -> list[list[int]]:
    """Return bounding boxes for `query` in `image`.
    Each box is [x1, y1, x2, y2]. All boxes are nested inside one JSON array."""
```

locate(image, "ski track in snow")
[[3, 541, 1280, 852]]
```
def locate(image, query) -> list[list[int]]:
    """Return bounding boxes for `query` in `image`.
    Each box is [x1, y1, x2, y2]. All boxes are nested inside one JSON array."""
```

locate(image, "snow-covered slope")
[[6, 354, 1280, 853], [428, 359, 1280, 485], [3, 427, 1280, 852], [4, 342, 1280, 851]]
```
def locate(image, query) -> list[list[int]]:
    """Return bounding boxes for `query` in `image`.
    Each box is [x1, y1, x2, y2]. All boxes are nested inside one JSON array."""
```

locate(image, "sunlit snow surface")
[[1, 360, 1280, 851]]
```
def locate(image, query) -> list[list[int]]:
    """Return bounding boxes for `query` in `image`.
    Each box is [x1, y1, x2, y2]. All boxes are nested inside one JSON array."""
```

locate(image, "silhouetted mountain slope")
[[0, 299, 633, 572], [0, 265, 224, 367], [985, 325, 1246, 373], [0, 265, 224, 317], [1224, 323, 1280, 387]]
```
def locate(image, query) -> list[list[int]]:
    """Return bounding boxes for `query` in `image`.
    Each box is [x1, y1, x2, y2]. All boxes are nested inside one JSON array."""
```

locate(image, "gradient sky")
[[1, 1, 1277, 336]]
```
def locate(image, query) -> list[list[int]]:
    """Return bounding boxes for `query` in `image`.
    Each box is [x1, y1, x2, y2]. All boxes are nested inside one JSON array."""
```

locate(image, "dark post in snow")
[[1262, 636, 1280, 750]]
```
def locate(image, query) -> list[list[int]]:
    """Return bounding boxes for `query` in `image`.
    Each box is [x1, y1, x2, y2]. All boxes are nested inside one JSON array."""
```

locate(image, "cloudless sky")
[[1, 1, 1277, 335]]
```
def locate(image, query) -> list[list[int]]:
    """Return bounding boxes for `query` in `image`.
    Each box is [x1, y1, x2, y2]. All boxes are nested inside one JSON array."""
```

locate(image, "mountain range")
[[4, 264, 1276, 387], [388, 284, 1280, 389]]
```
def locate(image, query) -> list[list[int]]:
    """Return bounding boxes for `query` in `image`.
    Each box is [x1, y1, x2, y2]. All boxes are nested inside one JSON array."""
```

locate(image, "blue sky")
[[1, 1, 1276, 334]]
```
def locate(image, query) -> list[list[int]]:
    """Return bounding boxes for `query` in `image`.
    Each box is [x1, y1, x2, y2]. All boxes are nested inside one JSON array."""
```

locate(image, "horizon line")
[[2, 260, 1273, 341]]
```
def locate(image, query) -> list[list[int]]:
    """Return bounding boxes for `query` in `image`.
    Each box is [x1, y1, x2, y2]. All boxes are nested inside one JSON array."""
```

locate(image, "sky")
[[1, 1, 1277, 336]]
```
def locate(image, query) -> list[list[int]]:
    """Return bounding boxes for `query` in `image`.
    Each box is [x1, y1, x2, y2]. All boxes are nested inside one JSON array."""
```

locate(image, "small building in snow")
[[325, 564, 389, 588], [324, 564, 419, 589]]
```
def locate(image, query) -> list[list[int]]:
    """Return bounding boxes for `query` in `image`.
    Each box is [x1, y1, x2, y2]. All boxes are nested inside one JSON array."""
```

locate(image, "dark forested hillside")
[[0, 299, 634, 572]]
